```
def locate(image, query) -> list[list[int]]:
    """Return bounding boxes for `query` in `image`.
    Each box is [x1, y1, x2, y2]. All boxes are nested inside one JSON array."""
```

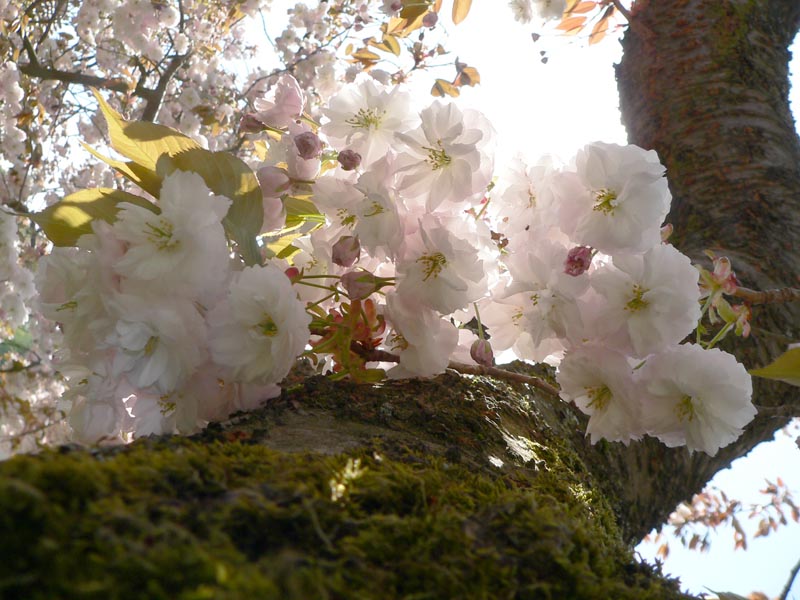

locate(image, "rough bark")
[[612, 0, 800, 540], [3, 0, 800, 596]]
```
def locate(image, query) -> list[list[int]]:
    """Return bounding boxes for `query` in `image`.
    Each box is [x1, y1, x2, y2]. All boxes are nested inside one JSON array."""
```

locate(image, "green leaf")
[[284, 196, 325, 229], [157, 149, 264, 266], [92, 88, 201, 172], [80, 142, 162, 198], [0, 328, 34, 356], [31, 188, 159, 247], [749, 347, 800, 387]]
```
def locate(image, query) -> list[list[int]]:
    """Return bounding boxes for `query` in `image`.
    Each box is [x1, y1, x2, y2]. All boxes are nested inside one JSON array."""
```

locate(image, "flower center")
[[416, 252, 447, 281], [256, 314, 279, 337], [144, 336, 159, 356], [625, 285, 649, 312], [337, 208, 357, 228], [586, 385, 612, 411], [346, 107, 384, 129], [145, 218, 180, 251], [362, 199, 384, 217], [423, 140, 452, 170], [675, 394, 696, 422], [593, 189, 618, 215]]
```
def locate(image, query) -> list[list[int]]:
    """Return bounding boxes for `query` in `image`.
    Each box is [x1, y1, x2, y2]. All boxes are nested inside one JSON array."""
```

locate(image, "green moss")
[[0, 372, 690, 599]]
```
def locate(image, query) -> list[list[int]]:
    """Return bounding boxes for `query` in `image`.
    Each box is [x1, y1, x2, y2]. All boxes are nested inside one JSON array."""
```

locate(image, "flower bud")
[[564, 246, 593, 277], [422, 11, 438, 27], [341, 270, 378, 300], [660, 223, 673, 242], [284, 267, 301, 282], [337, 149, 362, 171], [470, 339, 494, 367], [390, 1, 403, 11], [239, 113, 265, 133], [332, 236, 361, 268], [294, 131, 323, 160]]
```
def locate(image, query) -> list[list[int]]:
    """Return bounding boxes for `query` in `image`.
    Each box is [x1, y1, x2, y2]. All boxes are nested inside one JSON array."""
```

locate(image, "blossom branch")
[[733, 286, 800, 305], [447, 361, 561, 397], [19, 35, 131, 94], [350, 346, 560, 396]]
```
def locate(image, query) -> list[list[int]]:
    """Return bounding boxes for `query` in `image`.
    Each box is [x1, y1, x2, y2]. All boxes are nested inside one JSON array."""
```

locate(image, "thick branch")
[[19, 36, 130, 94]]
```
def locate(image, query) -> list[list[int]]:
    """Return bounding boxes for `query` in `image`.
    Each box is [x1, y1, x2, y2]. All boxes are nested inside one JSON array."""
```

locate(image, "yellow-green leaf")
[[284, 196, 325, 229], [749, 347, 800, 387], [92, 88, 201, 172], [31, 188, 158, 247], [382, 33, 401, 56], [157, 149, 264, 266], [452, 0, 472, 24], [431, 79, 460, 98], [80, 142, 162, 198]]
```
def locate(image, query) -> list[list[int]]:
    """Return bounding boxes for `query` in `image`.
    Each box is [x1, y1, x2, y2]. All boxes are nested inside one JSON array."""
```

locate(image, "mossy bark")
[[0, 368, 691, 599], [3, 1, 800, 598]]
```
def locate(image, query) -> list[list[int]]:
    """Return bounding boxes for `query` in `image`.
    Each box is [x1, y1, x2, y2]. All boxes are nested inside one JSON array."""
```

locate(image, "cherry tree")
[[1, 0, 800, 597]]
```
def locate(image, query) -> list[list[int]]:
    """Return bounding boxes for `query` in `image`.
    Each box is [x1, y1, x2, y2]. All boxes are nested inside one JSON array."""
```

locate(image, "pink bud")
[[341, 270, 378, 300], [332, 236, 361, 268], [470, 339, 494, 367], [390, 1, 403, 11], [285, 267, 301, 282], [337, 149, 362, 171], [239, 113, 265, 133], [422, 11, 438, 27], [256, 166, 291, 198], [564, 246, 593, 277], [294, 131, 323, 160]]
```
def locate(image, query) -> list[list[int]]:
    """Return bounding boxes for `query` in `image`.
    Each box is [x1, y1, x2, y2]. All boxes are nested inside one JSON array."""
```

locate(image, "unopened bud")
[[422, 11, 438, 27], [341, 270, 378, 300], [332, 236, 361, 268], [337, 149, 362, 171], [470, 339, 494, 367], [284, 267, 301, 283], [390, 1, 403, 11], [239, 113, 266, 133], [294, 131, 323, 159], [564, 246, 593, 277]]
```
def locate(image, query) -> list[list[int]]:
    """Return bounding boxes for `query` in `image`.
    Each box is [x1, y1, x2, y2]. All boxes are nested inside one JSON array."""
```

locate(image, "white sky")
[[256, 2, 800, 597]]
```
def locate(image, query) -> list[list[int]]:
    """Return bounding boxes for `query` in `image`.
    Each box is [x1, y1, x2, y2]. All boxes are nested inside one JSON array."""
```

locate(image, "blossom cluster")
[[34, 73, 755, 455]]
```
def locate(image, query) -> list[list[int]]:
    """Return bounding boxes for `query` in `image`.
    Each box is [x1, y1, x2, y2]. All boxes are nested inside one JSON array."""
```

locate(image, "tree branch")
[[19, 35, 130, 94], [139, 53, 191, 122], [733, 286, 800, 305], [779, 554, 800, 600]]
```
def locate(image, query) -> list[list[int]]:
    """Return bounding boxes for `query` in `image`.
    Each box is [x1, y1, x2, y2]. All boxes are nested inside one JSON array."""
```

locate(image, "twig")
[[779, 554, 800, 600], [447, 361, 561, 397], [733, 286, 800, 305]]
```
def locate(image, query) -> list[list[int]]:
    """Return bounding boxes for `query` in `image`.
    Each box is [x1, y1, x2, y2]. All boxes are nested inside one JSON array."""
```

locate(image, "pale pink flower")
[[252, 74, 306, 129], [207, 263, 310, 384], [557, 344, 644, 445], [640, 344, 755, 456]]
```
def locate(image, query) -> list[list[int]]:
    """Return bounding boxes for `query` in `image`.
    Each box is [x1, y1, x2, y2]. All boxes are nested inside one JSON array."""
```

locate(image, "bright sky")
[[256, 2, 800, 597]]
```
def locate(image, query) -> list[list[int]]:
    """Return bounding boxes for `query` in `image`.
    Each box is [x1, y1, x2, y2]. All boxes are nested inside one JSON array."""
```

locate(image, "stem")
[[733, 286, 800, 305], [779, 555, 800, 600], [473, 302, 485, 341], [447, 361, 561, 397], [703, 322, 733, 350]]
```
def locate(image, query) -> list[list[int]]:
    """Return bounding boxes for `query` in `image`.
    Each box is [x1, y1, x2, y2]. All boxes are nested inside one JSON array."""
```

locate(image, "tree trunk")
[[613, 0, 800, 540], [2, 1, 799, 597]]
